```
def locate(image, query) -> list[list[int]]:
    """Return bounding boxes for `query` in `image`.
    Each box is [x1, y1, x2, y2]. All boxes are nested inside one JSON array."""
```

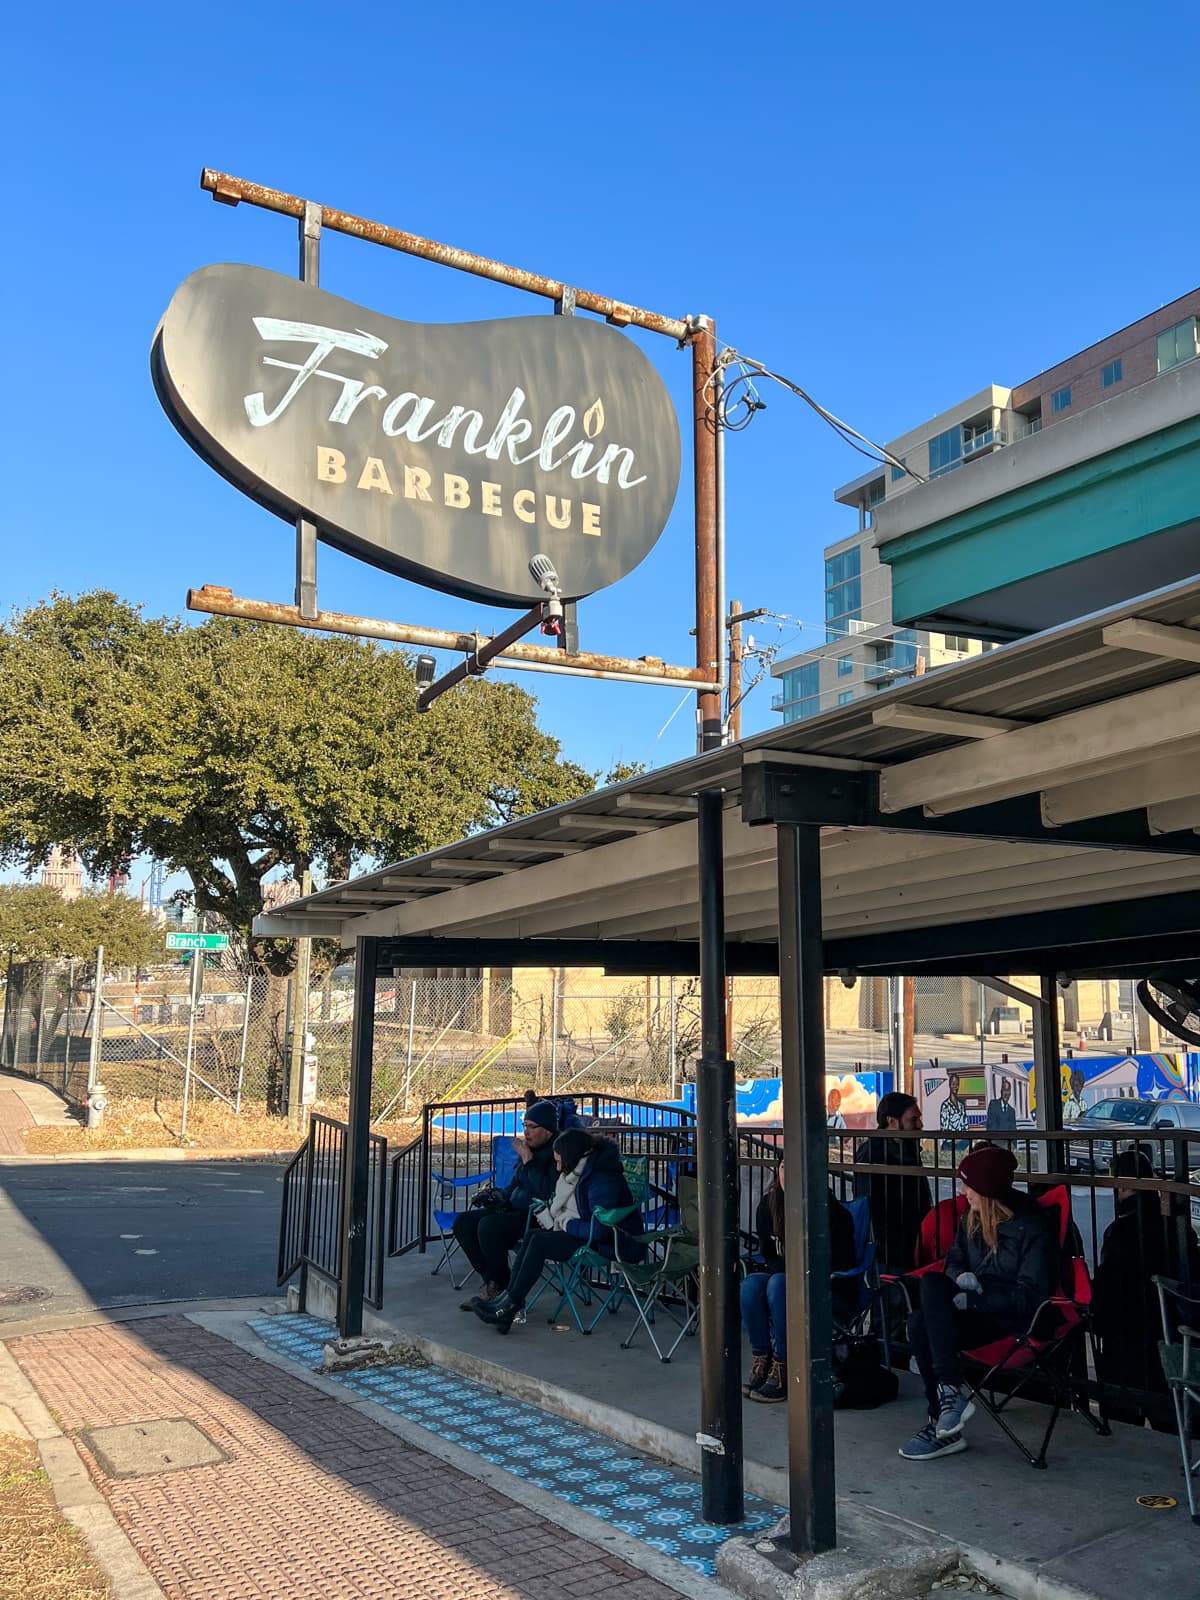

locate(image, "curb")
[[716, 1513, 958, 1600], [0, 1340, 167, 1600], [0, 1145, 296, 1165], [192, 1309, 729, 1600]]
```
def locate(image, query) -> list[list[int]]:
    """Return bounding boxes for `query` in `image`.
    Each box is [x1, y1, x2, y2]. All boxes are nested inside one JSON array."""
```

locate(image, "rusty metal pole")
[[690, 314, 743, 1524], [692, 319, 722, 755], [728, 600, 744, 743]]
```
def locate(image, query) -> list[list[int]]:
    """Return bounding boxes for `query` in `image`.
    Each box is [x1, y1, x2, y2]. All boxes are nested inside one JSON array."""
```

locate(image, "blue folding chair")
[[832, 1195, 889, 1359], [431, 1135, 520, 1289]]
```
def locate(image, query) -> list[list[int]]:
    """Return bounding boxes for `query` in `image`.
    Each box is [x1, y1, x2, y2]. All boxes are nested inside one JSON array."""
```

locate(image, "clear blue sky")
[[5, 2, 1199, 800]]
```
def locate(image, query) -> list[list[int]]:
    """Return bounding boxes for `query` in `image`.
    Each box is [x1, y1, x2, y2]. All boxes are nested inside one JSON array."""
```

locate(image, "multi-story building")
[[773, 286, 1200, 721], [40, 846, 83, 901]]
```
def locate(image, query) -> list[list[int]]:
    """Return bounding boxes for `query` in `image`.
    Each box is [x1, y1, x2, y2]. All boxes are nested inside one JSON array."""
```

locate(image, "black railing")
[[828, 1125, 1200, 1428], [276, 1113, 388, 1311], [388, 1135, 424, 1256]]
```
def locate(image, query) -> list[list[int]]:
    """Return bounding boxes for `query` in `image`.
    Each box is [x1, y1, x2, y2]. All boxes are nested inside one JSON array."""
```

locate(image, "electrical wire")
[[704, 349, 926, 483]]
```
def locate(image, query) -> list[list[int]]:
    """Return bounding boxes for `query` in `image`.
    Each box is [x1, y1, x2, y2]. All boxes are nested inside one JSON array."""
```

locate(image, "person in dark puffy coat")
[[899, 1144, 1054, 1462], [475, 1132, 645, 1334], [454, 1100, 559, 1311]]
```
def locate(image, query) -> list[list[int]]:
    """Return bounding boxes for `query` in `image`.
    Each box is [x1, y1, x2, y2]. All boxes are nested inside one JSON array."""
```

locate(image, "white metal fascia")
[[1102, 617, 1200, 665], [879, 673, 1200, 817], [1042, 746, 1200, 826]]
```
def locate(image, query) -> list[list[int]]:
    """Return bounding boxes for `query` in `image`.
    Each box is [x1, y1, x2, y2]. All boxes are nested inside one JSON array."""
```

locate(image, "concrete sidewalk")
[[307, 1246, 1198, 1600], [0, 1070, 76, 1153], [2, 1309, 699, 1600]]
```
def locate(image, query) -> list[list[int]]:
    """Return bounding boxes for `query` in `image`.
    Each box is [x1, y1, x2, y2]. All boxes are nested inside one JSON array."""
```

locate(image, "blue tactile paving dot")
[[248, 1313, 784, 1586]]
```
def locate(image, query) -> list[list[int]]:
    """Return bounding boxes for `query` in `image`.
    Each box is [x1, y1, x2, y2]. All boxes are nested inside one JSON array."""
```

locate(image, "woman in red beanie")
[[899, 1144, 1054, 1462]]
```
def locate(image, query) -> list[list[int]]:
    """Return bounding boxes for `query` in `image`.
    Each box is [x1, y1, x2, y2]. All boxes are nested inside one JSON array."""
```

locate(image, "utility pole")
[[727, 599, 744, 743], [287, 869, 314, 1133]]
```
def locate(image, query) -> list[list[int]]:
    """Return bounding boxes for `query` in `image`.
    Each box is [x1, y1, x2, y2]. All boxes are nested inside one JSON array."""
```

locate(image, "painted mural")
[[917, 1052, 1200, 1130], [679, 1071, 894, 1130]]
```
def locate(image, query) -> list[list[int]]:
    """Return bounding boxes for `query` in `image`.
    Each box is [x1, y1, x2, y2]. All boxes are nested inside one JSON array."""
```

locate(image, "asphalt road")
[[0, 1160, 287, 1322]]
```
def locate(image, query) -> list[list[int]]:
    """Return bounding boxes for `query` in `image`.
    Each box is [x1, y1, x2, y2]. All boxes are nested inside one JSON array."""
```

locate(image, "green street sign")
[[165, 932, 229, 952]]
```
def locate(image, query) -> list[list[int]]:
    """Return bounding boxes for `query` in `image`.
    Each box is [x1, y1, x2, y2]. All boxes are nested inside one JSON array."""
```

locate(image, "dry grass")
[[21, 1098, 422, 1156], [0, 1432, 109, 1598]]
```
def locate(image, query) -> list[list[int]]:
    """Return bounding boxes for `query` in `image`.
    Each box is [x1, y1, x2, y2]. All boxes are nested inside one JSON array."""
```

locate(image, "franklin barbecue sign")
[[152, 264, 682, 605]]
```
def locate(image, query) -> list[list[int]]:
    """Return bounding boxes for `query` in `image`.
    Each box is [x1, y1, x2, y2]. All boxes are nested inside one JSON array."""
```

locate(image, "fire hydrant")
[[86, 1084, 108, 1128]]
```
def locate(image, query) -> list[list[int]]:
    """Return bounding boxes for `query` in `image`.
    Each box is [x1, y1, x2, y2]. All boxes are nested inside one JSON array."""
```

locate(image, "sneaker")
[[899, 1421, 968, 1461], [742, 1351, 771, 1398], [749, 1357, 786, 1404], [934, 1384, 975, 1438]]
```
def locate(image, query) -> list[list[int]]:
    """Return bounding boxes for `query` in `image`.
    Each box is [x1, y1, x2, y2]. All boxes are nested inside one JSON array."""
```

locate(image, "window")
[[1101, 358, 1122, 388], [928, 426, 962, 477], [1051, 386, 1072, 413], [943, 633, 971, 653], [837, 690, 855, 706], [824, 548, 861, 588], [890, 458, 907, 482], [892, 628, 918, 670], [836, 653, 853, 677], [867, 479, 885, 507], [1157, 318, 1200, 373], [779, 663, 820, 722]]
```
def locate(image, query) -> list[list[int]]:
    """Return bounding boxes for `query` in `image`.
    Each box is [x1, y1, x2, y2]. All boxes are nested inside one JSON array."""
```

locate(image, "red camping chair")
[[879, 1194, 968, 1311], [956, 1186, 1110, 1468]]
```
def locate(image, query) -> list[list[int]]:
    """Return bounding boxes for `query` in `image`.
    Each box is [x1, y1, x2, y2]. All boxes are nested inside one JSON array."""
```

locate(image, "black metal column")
[[695, 788, 743, 1524], [338, 935, 379, 1337], [777, 824, 836, 1555], [1033, 972, 1064, 1174]]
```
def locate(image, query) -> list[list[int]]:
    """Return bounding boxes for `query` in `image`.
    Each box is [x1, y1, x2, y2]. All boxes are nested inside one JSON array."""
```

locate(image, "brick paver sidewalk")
[[0, 1088, 34, 1154], [7, 1316, 680, 1600]]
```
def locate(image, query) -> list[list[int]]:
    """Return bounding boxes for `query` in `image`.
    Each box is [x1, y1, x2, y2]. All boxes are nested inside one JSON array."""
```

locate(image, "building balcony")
[[963, 427, 1009, 460]]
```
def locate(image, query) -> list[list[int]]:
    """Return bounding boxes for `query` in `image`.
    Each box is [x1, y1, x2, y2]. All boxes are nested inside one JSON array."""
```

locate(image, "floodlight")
[[528, 554, 561, 598], [415, 654, 437, 688]]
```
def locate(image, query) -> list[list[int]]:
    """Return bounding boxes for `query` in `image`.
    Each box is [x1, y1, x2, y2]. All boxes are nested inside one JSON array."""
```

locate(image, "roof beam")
[[871, 704, 1027, 739], [1042, 746, 1200, 826], [558, 815, 663, 834], [1149, 795, 1200, 835], [486, 838, 589, 857], [1102, 617, 1200, 665], [615, 793, 698, 816], [878, 675, 1200, 818], [427, 858, 519, 875]]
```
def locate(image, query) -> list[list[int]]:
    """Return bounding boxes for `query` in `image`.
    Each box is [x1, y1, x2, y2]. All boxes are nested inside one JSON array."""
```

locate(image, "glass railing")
[[963, 427, 1009, 457]]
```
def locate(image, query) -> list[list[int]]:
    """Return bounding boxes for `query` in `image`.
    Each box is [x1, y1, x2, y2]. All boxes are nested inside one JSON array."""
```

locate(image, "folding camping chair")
[[430, 1134, 521, 1289], [956, 1186, 1109, 1468], [533, 1155, 651, 1334], [1153, 1275, 1200, 1523], [574, 1174, 701, 1361], [832, 1195, 890, 1361]]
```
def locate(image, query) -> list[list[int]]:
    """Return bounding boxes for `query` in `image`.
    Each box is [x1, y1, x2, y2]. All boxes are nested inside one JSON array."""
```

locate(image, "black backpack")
[[832, 1335, 899, 1409]]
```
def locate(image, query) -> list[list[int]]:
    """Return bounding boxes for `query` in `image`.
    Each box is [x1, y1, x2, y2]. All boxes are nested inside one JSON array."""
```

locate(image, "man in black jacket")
[[453, 1101, 559, 1309], [853, 1092, 932, 1274]]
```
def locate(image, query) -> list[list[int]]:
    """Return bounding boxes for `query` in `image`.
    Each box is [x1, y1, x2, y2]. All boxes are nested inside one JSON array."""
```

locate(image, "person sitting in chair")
[[899, 1144, 1053, 1462], [474, 1130, 645, 1334], [741, 1157, 857, 1405], [454, 1101, 559, 1312], [853, 1092, 932, 1275]]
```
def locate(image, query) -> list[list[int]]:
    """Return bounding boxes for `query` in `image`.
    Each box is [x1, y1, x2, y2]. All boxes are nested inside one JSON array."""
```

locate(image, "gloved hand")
[[955, 1271, 982, 1295], [952, 1292, 968, 1311]]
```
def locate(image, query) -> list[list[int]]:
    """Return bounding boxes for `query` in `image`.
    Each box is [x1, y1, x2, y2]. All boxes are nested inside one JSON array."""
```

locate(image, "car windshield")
[[1083, 1100, 1157, 1125]]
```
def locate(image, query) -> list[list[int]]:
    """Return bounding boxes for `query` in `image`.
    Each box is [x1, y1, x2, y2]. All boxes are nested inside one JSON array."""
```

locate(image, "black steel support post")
[[694, 787, 744, 1524], [777, 824, 836, 1556], [1033, 972, 1065, 1173], [338, 935, 379, 1337]]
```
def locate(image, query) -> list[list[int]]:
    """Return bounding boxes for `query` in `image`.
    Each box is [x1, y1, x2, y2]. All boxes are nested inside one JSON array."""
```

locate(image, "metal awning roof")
[[255, 573, 1200, 975]]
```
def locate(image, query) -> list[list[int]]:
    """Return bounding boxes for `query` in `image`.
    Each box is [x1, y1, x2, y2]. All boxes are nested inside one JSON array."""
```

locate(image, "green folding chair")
[[538, 1155, 650, 1334], [1154, 1275, 1200, 1524], [588, 1173, 701, 1361]]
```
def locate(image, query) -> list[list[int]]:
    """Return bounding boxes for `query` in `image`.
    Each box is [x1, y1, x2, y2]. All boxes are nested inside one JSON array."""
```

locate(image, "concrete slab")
[[82, 1418, 227, 1478], [0, 1071, 77, 1128], [345, 1247, 1199, 1600]]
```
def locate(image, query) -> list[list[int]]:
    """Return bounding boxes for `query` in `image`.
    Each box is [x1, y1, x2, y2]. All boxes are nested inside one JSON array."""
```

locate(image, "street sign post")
[[166, 933, 230, 952]]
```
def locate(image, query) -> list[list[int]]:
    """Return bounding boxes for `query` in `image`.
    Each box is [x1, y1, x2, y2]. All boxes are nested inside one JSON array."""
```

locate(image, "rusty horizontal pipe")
[[200, 170, 691, 343], [186, 586, 718, 689]]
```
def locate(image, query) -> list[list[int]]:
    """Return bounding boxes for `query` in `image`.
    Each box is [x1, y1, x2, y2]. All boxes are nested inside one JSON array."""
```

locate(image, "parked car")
[[1068, 1098, 1200, 1174]]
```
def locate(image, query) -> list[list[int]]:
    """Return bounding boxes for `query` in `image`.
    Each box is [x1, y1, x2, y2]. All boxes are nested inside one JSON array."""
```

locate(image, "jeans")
[[740, 1270, 787, 1362], [451, 1208, 530, 1289], [507, 1229, 584, 1307], [908, 1271, 1010, 1415]]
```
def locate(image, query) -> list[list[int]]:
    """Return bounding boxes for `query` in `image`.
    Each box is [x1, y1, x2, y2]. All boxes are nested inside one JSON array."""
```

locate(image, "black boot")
[[473, 1292, 520, 1333], [750, 1356, 786, 1403], [742, 1350, 771, 1398], [461, 1280, 501, 1312]]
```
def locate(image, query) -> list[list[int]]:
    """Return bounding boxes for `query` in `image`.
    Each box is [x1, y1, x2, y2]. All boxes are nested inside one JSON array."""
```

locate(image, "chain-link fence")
[[0, 953, 1161, 1129]]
